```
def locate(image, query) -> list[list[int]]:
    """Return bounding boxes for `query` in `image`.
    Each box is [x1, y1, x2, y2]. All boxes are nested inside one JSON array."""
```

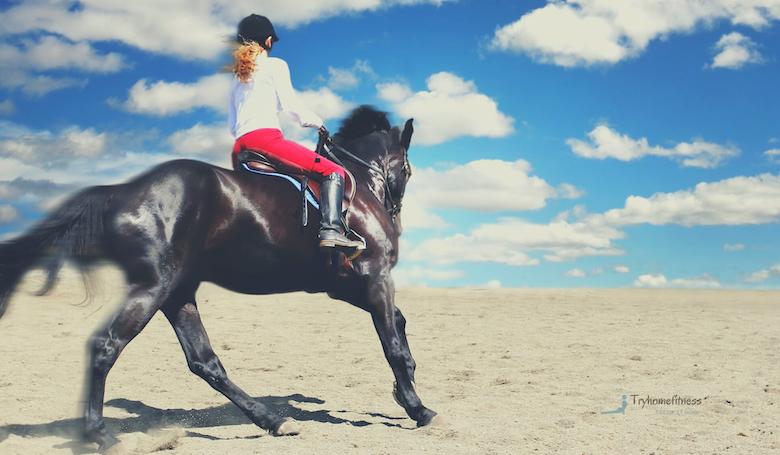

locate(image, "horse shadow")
[[0, 394, 407, 453]]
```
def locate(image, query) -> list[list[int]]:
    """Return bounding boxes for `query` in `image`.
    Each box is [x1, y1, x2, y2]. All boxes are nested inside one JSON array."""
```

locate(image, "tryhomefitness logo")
[[602, 394, 703, 415]]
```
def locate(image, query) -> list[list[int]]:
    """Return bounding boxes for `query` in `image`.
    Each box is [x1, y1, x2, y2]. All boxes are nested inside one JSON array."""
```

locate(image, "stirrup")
[[319, 230, 366, 259]]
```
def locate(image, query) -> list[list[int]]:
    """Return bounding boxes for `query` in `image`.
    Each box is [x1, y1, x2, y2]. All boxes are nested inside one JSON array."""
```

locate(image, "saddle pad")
[[240, 162, 320, 210]]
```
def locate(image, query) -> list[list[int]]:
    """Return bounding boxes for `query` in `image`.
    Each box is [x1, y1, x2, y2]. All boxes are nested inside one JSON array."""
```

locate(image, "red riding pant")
[[232, 128, 344, 180]]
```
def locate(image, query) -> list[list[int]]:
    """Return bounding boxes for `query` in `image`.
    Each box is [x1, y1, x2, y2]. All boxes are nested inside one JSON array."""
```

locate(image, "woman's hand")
[[318, 126, 329, 139]]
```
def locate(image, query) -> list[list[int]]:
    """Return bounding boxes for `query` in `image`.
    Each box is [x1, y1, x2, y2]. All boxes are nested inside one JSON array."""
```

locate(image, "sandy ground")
[[0, 266, 778, 455]]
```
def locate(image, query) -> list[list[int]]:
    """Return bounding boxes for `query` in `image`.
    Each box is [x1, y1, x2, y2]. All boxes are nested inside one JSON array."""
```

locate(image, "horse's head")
[[386, 118, 413, 218], [332, 106, 413, 227]]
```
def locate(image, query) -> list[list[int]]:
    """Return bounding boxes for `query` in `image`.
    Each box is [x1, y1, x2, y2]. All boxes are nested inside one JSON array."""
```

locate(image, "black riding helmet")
[[236, 14, 279, 49]]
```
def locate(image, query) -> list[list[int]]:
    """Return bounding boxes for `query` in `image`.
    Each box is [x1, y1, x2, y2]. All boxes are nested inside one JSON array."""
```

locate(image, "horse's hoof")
[[273, 420, 300, 436]]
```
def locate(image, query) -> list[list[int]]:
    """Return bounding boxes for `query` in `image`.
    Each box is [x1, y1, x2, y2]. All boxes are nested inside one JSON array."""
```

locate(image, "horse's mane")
[[335, 105, 392, 142]]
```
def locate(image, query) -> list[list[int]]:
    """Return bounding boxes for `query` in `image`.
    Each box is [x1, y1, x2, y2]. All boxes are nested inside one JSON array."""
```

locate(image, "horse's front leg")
[[368, 275, 439, 426]]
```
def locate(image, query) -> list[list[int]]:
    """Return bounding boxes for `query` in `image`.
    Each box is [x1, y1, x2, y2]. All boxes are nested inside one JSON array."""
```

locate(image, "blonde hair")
[[227, 41, 265, 83]]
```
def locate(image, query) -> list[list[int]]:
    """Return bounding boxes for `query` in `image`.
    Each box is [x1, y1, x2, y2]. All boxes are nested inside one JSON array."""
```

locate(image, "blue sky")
[[1, 0, 780, 289]]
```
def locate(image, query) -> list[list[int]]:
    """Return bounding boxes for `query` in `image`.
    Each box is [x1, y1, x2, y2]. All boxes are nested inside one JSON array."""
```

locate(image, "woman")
[[228, 14, 362, 257]]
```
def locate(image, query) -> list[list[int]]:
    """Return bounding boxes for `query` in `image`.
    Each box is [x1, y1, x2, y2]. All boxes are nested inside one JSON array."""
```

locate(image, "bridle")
[[385, 153, 411, 215], [317, 135, 410, 220]]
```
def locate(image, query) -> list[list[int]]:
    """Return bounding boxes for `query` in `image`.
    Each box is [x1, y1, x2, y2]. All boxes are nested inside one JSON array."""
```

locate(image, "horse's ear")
[[401, 119, 414, 151]]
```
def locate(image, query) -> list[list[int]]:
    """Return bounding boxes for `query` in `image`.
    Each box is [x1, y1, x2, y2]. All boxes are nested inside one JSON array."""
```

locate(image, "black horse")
[[0, 106, 440, 453]]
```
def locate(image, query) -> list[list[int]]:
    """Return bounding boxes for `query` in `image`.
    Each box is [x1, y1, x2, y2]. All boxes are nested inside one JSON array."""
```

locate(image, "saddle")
[[236, 149, 357, 221]]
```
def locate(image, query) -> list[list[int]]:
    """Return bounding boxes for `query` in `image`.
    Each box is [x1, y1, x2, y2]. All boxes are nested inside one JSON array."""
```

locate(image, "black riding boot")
[[319, 173, 364, 258]]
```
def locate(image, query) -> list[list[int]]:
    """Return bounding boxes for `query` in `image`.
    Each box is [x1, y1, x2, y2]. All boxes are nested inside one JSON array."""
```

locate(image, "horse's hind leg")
[[84, 285, 165, 452], [162, 300, 297, 436]]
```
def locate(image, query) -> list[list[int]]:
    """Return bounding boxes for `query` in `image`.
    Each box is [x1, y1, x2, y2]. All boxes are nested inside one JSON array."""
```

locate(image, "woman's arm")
[[272, 58, 323, 129]]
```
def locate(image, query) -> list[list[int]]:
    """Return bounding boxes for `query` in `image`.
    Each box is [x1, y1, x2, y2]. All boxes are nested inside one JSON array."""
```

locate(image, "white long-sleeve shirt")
[[228, 53, 323, 139]]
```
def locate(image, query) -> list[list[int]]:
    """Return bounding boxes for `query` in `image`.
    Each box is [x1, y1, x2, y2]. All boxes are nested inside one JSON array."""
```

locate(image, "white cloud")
[[116, 74, 231, 117], [491, 2, 629, 67], [0, 1, 230, 61], [407, 217, 626, 267], [490, 0, 780, 67], [377, 72, 515, 145], [745, 270, 770, 282], [0, 204, 21, 224], [0, 177, 79, 215], [167, 123, 234, 168], [480, 280, 503, 289], [0, 120, 227, 226], [297, 87, 355, 123], [409, 233, 540, 267], [762, 148, 780, 163], [401, 158, 584, 232], [0, 149, 182, 218], [633, 273, 720, 288], [724, 243, 745, 251], [273, 88, 355, 145], [615, 265, 630, 273], [563, 267, 603, 277], [567, 125, 740, 168], [0, 150, 180, 193], [744, 264, 780, 283], [328, 67, 361, 91], [326, 60, 376, 91], [0, 35, 126, 95], [64, 128, 106, 158], [407, 159, 579, 213], [0, 120, 34, 140], [585, 172, 780, 227], [0, 178, 72, 201], [0, 126, 107, 166], [377, 82, 413, 103], [3, 35, 126, 73], [6, 74, 87, 97], [671, 275, 721, 288], [398, 195, 446, 230], [634, 274, 669, 287], [0, 1, 455, 62], [0, 99, 15, 115], [556, 183, 586, 199], [0, 120, 183, 189], [116, 74, 353, 125], [707, 32, 764, 69]]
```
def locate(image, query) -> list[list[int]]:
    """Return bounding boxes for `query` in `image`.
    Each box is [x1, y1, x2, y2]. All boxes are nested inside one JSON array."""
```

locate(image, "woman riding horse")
[[0, 104, 437, 453], [0, 15, 439, 454], [228, 14, 362, 257]]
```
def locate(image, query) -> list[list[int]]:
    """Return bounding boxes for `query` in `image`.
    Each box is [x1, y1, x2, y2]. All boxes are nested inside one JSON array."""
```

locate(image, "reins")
[[316, 134, 408, 220]]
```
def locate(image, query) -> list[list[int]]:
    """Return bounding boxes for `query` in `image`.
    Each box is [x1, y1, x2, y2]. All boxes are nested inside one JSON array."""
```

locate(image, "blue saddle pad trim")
[[241, 163, 319, 209]]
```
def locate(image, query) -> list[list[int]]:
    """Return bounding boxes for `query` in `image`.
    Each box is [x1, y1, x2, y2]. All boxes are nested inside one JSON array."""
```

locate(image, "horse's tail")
[[0, 185, 113, 319]]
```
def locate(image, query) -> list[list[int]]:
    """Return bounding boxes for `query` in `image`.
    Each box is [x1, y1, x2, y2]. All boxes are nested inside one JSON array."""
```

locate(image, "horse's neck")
[[350, 165, 385, 204]]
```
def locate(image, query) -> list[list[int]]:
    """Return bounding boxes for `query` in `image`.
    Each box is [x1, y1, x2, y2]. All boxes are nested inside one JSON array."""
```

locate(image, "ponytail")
[[228, 41, 264, 83]]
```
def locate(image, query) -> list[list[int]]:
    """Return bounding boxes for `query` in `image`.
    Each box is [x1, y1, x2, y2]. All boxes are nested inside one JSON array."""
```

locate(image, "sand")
[[0, 265, 778, 454]]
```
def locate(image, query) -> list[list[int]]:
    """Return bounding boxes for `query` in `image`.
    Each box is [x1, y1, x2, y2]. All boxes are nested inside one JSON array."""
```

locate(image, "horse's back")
[[101, 160, 225, 268]]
